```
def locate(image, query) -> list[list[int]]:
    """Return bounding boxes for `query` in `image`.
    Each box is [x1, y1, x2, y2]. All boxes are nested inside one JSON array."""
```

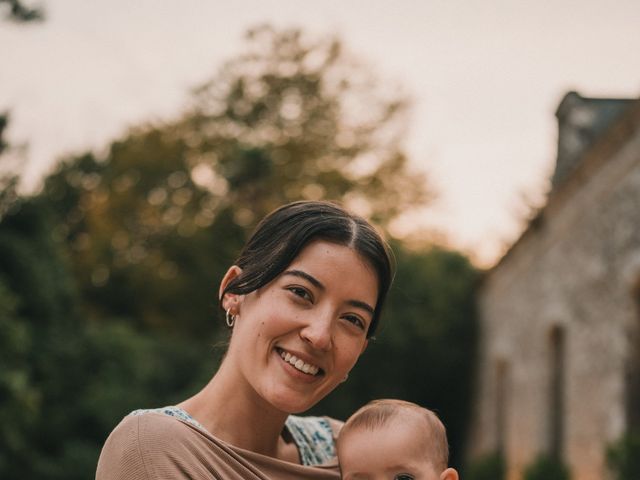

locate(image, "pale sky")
[[2, 0, 639, 267]]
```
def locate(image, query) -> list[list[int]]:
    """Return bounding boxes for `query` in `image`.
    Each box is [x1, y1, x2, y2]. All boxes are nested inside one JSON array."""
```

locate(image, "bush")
[[465, 451, 505, 480], [607, 431, 640, 480], [523, 454, 570, 480]]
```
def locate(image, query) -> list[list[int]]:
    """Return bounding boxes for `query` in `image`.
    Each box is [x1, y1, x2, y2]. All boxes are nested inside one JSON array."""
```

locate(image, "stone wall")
[[469, 101, 640, 480]]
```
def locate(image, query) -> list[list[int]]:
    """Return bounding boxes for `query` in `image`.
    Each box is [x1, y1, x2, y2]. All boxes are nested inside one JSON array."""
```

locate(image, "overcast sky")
[[2, 0, 639, 266]]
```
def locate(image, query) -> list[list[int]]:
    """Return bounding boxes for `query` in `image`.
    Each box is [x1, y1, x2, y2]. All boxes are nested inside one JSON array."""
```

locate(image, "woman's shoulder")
[[118, 408, 197, 441], [95, 410, 204, 480], [130, 405, 207, 431]]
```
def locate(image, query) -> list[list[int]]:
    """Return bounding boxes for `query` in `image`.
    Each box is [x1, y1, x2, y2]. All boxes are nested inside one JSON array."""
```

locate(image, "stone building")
[[468, 92, 640, 480]]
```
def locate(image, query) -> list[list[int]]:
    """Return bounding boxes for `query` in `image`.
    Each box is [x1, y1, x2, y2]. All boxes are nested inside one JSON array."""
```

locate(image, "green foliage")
[[0, 199, 79, 478], [0, 114, 23, 220], [0, 200, 77, 322], [37, 25, 429, 338], [523, 454, 570, 480], [311, 245, 478, 467], [0, 173, 19, 219], [0, 199, 215, 479], [607, 431, 640, 480], [40, 142, 241, 337], [186, 25, 429, 226], [0, 275, 39, 475], [464, 451, 506, 480]]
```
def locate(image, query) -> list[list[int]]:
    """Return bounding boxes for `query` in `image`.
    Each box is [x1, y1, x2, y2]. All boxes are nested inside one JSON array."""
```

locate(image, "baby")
[[337, 399, 459, 480]]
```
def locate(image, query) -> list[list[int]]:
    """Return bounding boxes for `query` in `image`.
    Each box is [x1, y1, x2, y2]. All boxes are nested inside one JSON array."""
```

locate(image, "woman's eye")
[[395, 475, 415, 480], [287, 286, 312, 301], [343, 314, 365, 330]]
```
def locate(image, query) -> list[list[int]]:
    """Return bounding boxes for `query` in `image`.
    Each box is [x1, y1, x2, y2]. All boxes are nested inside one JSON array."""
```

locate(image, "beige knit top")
[[96, 412, 340, 479]]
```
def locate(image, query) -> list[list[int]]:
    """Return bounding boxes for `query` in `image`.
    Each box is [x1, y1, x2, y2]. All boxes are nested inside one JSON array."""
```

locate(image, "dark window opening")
[[549, 326, 566, 459]]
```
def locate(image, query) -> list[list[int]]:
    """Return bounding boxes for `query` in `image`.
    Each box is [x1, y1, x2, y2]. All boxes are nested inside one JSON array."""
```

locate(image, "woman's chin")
[[271, 396, 317, 415], [266, 388, 327, 415]]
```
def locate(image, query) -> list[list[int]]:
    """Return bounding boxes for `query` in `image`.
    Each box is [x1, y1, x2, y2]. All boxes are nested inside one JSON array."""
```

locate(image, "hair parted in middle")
[[220, 200, 394, 338]]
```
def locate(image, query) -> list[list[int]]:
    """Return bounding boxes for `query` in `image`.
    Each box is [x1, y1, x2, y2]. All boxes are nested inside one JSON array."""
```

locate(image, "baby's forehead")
[[345, 410, 434, 443], [341, 408, 444, 458], [379, 406, 438, 431], [338, 417, 441, 478]]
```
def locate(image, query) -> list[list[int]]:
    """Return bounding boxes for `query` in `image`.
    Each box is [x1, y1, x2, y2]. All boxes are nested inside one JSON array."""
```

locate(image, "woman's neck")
[[178, 361, 298, 462]]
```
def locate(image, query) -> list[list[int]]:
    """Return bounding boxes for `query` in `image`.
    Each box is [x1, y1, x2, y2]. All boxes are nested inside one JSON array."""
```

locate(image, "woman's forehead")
[[284, 241, 378, 293], [295, 239, 371, 265]]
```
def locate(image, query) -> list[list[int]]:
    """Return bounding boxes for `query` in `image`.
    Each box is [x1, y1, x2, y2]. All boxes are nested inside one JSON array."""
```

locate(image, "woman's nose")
[[300, 316, 333, 351]]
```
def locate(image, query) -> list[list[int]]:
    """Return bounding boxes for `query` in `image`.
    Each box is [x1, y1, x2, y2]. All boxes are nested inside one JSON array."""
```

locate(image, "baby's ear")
[[439, 467, 459, 480]]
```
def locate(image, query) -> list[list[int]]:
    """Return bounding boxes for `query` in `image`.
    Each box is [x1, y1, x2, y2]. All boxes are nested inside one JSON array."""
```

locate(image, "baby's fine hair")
[[340, 399, 449, 471]]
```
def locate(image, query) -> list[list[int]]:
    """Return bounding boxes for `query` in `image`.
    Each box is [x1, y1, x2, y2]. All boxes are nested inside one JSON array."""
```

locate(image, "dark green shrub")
[[607, 431, 640, 480], [465, 451, 505, 480], [523, 454, 570, 480]]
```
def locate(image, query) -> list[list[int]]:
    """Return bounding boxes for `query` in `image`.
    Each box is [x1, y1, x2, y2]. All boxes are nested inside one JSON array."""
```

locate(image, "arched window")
[[549, 326, 566, 458]]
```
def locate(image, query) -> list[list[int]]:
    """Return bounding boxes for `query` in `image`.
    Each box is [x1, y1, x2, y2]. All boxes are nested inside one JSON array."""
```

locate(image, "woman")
[[96, 200, 394, 479]]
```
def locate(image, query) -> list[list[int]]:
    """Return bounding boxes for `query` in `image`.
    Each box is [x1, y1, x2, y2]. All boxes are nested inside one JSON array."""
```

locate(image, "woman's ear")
[[219, 265, 243, 312], [439, 467, 459, 480]]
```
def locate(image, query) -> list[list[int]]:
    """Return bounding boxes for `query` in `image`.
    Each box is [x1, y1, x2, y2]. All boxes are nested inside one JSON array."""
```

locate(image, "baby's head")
[[337, 399, 459, 480]]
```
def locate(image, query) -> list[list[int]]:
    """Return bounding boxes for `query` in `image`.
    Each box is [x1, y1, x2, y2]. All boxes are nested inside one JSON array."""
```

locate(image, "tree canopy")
[[0, 24, 478, 479], [0, 0, 43, 22], [40, 25, 430, 336]]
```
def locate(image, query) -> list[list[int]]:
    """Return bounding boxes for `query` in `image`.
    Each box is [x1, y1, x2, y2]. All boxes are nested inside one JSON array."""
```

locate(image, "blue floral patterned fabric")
[[129, 406, 336, 466], [285, 414, 336, 466]]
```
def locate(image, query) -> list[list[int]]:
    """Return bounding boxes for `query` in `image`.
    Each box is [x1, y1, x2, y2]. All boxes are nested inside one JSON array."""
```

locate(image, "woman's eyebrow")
[[348, 299, 375, 316], [283, 270, 375, 315], [282, 270, 324, 289]]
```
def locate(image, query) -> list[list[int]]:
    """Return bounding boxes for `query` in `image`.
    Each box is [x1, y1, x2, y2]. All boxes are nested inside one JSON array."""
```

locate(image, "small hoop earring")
[[225, 309, 236, 328], [342, 373, 349, 383]]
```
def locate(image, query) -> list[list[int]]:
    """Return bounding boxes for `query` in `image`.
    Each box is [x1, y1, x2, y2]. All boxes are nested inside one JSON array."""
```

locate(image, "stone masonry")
[[468, 94, 640, 480]]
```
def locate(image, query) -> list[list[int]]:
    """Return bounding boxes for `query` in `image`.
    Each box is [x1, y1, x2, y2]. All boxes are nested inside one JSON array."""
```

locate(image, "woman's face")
[[222, 239, 378, 414]]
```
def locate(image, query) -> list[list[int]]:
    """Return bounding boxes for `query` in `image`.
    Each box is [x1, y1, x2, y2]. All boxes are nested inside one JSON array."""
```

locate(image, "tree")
[[0, 198, 214, 480], [0, 0, 43, 22], [0, 199, 84, 478], [1, 0, 44, 216], [39, 25, 430, 337], [184, 25, 429, 226], [0, 5, 220, 480], [0, 274, 38, 476], [0, 114, 21, 220]]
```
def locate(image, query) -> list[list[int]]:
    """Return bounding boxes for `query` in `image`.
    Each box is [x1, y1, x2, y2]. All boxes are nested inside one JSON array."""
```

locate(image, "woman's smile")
[[276, 347, 323, 377]]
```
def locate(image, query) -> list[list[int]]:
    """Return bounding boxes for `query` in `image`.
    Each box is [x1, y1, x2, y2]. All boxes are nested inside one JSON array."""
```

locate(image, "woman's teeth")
[[279, 349, 320, 375]]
